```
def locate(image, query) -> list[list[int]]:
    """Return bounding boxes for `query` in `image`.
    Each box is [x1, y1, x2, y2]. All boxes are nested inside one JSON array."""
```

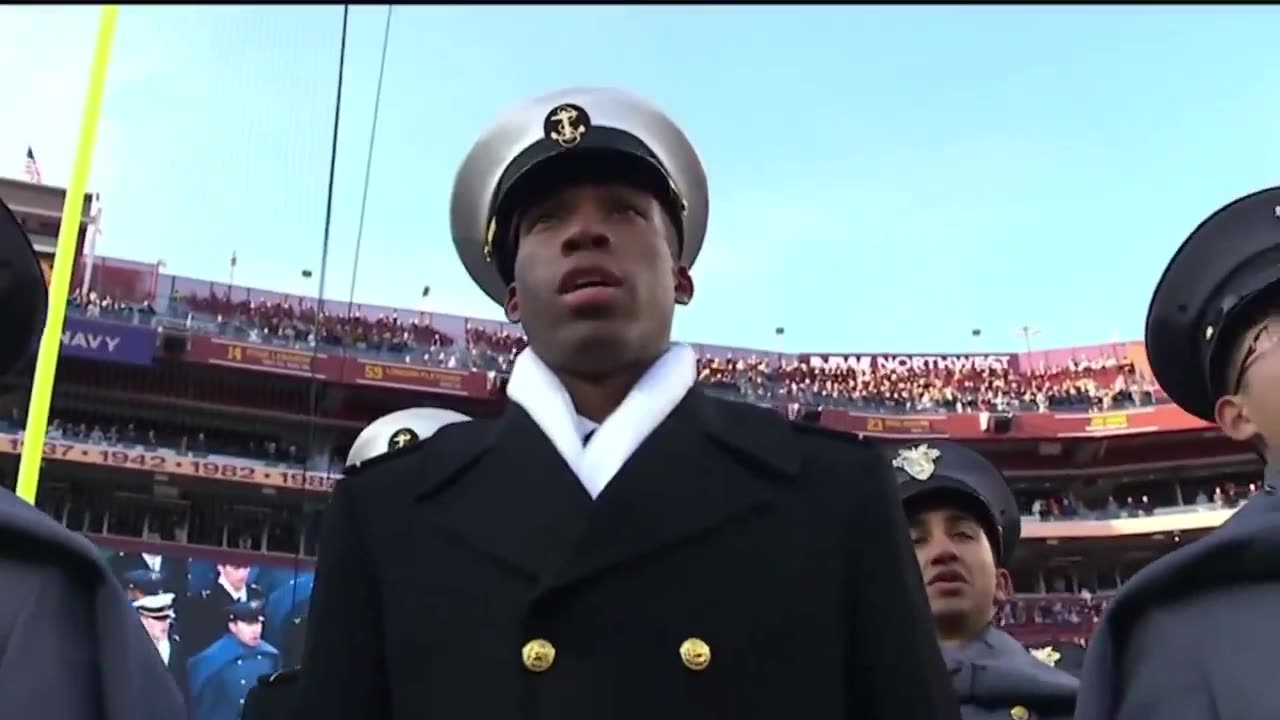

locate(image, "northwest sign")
[[802, 354, 1016, 373]]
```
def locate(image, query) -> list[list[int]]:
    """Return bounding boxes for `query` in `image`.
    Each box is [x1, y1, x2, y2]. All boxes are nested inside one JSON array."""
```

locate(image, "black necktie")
[[583, 429, 596, 445]]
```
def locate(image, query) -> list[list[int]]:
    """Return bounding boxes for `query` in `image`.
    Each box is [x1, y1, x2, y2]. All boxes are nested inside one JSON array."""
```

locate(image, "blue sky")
[[3, 5, 1279, 354]]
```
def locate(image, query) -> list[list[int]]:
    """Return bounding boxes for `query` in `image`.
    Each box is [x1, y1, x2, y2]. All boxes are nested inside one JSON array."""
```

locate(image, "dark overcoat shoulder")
[[242, 668, 301, 720], [0, 488, 186, 720], [1076, 489, 1280, 720]]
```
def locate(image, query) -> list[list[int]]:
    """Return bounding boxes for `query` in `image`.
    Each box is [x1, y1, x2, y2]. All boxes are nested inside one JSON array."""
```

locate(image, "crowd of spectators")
[[1023, 476, 1262, 523], [183, 293, 454, 356], [998, 591, 1109, 637], [695, 353, 1159, 413], [65, 289, 1164, 415], [68, 287, 156, 324]]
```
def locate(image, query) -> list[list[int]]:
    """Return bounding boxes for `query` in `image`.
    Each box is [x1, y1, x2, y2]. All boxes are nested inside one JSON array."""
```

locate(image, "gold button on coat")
[[679, 637, 711, 671], [1010, 706, 1030, 720], [522, 639, 556, 672]]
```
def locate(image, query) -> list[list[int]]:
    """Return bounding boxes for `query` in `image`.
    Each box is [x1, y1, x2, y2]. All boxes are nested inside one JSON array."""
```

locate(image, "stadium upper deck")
[[83, 255, 1170, 417], [43, 254, 1262, 536], [0, 177, 1259, 656]]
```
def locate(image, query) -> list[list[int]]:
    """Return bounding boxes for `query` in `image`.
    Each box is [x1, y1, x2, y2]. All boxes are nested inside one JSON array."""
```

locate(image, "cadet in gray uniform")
[[886, 441, 1079, 720], [1075, 186, 1280, 720]]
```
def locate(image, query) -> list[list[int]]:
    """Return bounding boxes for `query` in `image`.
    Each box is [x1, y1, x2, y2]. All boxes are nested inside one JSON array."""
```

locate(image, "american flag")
[[23, 147, 42, 184]]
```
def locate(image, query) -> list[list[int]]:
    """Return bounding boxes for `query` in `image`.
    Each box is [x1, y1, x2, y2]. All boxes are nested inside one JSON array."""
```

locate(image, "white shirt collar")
[[507, 343, 697, 499], [576, 415, 600, 442]]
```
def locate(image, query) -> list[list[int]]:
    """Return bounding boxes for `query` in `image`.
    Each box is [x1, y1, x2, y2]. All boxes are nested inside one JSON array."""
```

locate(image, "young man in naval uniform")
[[240, 406, 471, 720], [132, 589, 191, 702], [0, 198, 185, 719], [887, 441, 1079, 720], [296, 88, 957, 720], [1074, 186, 1280, 720]]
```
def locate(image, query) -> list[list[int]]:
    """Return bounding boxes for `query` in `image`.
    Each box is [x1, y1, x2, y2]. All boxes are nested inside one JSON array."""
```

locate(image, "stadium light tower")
[[969, 328, 983, 352], [1013, 325, 1041, 355]]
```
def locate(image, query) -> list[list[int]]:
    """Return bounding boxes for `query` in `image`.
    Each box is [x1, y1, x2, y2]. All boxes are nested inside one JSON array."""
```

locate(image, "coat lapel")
[[413, 405, 593, 581], [548, 391, 800, 591]]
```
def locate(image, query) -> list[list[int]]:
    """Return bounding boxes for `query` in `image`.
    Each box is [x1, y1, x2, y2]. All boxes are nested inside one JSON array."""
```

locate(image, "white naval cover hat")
[[345, 407, 472, 468], [133, 592, 177, 619], [449, 87, 710, 305]]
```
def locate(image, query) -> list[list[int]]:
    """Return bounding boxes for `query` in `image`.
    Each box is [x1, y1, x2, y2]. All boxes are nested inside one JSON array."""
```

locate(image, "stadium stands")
[[69, 261, 1165, 417], [0, 250, 1247, 710]]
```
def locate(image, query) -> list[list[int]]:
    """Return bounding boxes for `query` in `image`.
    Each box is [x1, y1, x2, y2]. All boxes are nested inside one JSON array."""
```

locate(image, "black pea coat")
[[296, 390, 958, 720], [109, 553, 189, 597], [242, 669, 300, 720]]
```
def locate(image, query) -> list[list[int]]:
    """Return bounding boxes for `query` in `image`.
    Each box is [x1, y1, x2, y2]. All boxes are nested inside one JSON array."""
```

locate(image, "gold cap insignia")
[[483, 217, 497, 264], [388, 427, 419, 452], [892, 444, 941, 481], [1029, 645, 1061, 668], [1010, 706, 1030, 720], [544, 103, 590, 149]]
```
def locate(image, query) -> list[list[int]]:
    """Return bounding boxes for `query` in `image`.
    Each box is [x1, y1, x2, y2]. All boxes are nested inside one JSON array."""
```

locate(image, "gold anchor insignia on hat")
[[893, 444, 941, 481], [544, 103, 590, 149], [388, 427, 419, 452], [668, 176, 688, 216], [1029, 645, 1062, 667], [483, 217, 497, 264]]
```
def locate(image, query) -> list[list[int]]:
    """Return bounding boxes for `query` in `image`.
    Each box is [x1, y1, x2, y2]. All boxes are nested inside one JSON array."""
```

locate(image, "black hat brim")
[[1145, 187, 1280, 422], [901, 478, 1010, 565], [490, 140, 686, 287]]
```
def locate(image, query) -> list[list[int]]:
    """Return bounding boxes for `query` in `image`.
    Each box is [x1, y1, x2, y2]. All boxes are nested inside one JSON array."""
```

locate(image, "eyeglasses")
[[1232, 322, 1280, 394]]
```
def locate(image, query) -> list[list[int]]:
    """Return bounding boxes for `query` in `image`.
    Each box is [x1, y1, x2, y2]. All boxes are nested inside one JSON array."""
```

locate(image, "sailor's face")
[[506, 182, 693, 377], [219, 563, 250, 589], [229, 619, 263, 646], [908, 508, 1002, 630], [1216, 314, 1280, 450], [139, 614, 170, 642]]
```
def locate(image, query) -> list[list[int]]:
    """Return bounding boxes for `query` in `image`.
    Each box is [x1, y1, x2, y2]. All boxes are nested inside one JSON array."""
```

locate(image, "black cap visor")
[[0, 200, 47, 376], [902, 481, 1005, 566], [1204, 256, 1280, 400], [489, 129, 686, 286]]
